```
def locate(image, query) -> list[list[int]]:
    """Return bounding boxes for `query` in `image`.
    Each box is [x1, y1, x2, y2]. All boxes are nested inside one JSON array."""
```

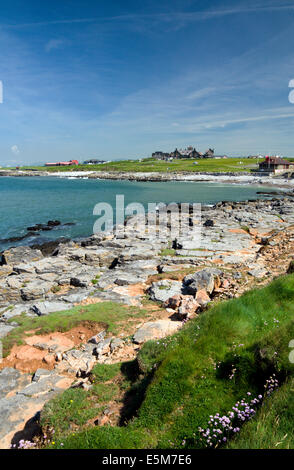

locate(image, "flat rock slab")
[[1, 247, 43, 266], [17, 373, 69, 398], [133, 320, 182, 344], [247, 267, 268, 278], [92, 289, 141, 306], [30, 301, 72, 316], [20, 281, 54, 301], [0, 304, 32, 321], [0, 376, 72, 448], [0, 368, 31, 400]]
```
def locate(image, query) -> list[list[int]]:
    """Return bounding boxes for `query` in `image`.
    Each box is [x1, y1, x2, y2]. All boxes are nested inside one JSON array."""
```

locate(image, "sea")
[[0, 176, 279, 252]]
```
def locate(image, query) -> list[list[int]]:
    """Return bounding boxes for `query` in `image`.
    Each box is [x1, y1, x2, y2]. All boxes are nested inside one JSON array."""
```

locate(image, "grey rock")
[[32, 369, 55, 383], [183, 268, 220, 295], [148, 280, 183, 303], [0, 368, 31, 400], [247, 267, 268, 278], [20, 281, 53, 301], [13, 263, 36, 274], [1, 246, 43, 266], [110, 338, 125, 352], [61, 291, 91, 303], [0, 324, 15, 339], [70, 276, 90, 288], [92, 289, 141, 306], [0, 304, 31, 321], [17, 373, 66, 397], [133, 320, 182, 344], [30, 301, 71, 316], [88, 330, 107, 344], [118, 247, 157, 263], [232, 271, 242, 279], [94, 337, 113, 356]]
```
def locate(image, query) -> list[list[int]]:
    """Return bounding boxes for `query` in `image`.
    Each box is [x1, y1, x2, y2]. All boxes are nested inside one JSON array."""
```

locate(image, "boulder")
[[195, 289, 211, 307], [164, 294, 200, 319], [163, 294, 182, 310], [148, 280, 183, 303], [183, 268, 221, 295], [177, 296, 200, 319], [203, 219, 214, 227], [133, 320, 182, 344], [70, 276, 90, 288], [88, 330, 107, 345], [20, 281, 54, 301], [94, 338, 113, 356], [60, 349, 96, 376], [80, 234, 104, 247]]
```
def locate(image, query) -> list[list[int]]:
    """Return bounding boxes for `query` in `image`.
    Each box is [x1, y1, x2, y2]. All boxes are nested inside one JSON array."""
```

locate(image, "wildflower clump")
[[198, 375, 279, 448]]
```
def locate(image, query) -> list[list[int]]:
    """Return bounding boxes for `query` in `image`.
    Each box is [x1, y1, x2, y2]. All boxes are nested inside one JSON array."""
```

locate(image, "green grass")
[[11, 157, 260, 174], [41, 387, 105, 435], [159, 248, 176, 257], [41, 274, 294, 449], [41, 361, 153, 447], [2, 302, 146, 357]]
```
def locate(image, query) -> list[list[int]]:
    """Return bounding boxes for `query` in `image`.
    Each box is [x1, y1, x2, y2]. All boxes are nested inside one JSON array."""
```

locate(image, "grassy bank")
[[12, 157, 260, 174], [40, 274, 294, 449], [2, 302, 148, 357]]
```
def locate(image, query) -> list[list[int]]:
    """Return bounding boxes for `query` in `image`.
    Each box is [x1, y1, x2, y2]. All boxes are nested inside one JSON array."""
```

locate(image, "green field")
[[40, 274, 294, 449], [11, 157, 263, 173]]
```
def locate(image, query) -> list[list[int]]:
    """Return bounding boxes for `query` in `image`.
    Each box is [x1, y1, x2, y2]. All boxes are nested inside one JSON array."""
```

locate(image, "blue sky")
[[1, 0, 294, 165]]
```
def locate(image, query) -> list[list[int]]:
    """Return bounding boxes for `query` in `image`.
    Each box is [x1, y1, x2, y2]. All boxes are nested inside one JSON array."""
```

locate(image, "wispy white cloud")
[[185, 87, 217, 101], [11, 144, 20, 154], [45, 39, 65, 52], [2, 3, 294, 30]]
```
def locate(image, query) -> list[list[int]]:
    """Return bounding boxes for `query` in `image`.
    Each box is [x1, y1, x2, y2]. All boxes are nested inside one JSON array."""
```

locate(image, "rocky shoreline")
[[1, 168, 294, 189], [0, 196, 294, 447]]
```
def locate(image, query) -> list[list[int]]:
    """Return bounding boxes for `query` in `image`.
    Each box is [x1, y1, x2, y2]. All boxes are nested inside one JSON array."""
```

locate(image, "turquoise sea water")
[[0, 176, 277, 251]]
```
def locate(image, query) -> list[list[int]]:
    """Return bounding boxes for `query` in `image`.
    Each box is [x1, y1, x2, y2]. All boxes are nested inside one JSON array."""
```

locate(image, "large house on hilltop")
[[152, 147, 215, 160], [258, 156, 294, 174], [83, 159, 106, 164]]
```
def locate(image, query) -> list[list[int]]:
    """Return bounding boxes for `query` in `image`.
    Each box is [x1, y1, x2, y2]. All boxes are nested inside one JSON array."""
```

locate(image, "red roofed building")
[[258, 156, 294, 174], [45, 159, 79, 167]]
